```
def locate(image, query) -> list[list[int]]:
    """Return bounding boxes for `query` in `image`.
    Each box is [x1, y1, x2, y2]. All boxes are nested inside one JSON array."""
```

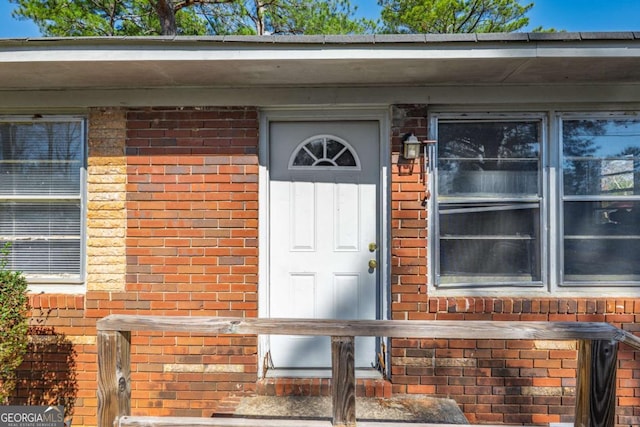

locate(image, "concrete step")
[[119, 416, 552, 427], [215, 395, 468, 424]]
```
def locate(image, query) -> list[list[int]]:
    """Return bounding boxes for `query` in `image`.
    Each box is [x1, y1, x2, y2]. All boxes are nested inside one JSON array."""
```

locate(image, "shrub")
[[0, 243, 30, 404]]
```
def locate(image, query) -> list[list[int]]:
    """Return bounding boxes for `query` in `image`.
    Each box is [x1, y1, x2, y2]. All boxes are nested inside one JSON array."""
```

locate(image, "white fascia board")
[[0, 46, 538, 63], [2, 40, 640, 64], [6, 42, 640, 62], [536, 44, 640, 58]]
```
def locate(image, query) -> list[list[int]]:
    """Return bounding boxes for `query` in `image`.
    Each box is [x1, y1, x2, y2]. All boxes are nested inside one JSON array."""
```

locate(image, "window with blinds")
[[0, 117, 85, 283]]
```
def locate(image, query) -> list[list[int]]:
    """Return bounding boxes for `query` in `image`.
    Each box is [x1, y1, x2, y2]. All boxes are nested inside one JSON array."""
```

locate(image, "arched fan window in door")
[[288, 134, 361, 170]]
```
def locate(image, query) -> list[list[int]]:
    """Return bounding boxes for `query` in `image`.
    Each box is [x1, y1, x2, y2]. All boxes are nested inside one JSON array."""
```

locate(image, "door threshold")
[[266, 368, 383, 379]]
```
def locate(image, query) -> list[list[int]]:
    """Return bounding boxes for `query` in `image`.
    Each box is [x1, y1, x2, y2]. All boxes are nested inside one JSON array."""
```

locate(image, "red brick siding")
[[390, 104, 640, 426], [14, 104, 640, 427], [15, 295, 88, 423], [17, 107, 260, 426], [123, 107, 260, 417], [390, 105, 430, 321]]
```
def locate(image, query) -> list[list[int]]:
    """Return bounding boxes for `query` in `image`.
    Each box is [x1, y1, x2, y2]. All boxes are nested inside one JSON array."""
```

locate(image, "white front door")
[[269, 120, 380, 369]]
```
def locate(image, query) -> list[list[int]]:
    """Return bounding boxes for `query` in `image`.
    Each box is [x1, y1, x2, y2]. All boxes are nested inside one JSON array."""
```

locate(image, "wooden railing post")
[[331, 336, 356, 427], [575, 339, 618, 427], [98, 330, 131, 427]]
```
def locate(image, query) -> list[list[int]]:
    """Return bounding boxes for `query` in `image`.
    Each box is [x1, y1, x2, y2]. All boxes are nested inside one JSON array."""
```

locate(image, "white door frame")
[[258, 107, 391, 377]]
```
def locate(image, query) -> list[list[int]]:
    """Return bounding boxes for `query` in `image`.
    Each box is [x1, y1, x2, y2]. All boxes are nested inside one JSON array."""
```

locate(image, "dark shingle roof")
[[2, 32, 640, 45]]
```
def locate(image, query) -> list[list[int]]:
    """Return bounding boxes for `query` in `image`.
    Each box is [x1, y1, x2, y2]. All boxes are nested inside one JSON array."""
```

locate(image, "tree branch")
[[455, 0, 482, 33], [174, 0, 236, 12]]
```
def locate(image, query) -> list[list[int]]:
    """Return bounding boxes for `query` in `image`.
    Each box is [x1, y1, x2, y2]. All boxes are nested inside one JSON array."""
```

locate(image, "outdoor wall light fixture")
[[402, 134, 422, 160], [402, 134, 437, 160]]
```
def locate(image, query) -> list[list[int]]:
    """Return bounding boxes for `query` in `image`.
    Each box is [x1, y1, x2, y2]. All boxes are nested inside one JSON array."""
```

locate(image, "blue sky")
[[1, 0, 639, 37]]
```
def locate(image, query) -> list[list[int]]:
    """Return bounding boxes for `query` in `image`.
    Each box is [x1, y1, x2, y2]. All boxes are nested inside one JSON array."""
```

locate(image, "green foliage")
[[9, 0, 375, 36], [378, 0, 535, 33], [0, 243, 30, 405], [8, 0, 209, 36], [259, 0, 376, 35], [203, 0, 376, 35], [9, 0, 549, 36]]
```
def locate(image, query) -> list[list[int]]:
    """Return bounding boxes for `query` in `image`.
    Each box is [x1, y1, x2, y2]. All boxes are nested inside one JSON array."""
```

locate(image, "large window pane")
[[562, 118, 640, 284], [563, 200, 640, 282], [436, 119, 543, 287], [0, 118, 84, 282], [563, 119, 640, 196], [0, 122, 83, 196], [439, 203, 541, 284], [438, 121, 540, 197]]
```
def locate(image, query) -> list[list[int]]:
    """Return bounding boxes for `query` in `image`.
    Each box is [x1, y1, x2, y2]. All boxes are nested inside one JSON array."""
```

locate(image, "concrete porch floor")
[[215, 395, 469, 424]]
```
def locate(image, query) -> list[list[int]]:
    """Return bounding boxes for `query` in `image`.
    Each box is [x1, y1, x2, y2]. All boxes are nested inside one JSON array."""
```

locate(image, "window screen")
[[436, 119, 543, 286]]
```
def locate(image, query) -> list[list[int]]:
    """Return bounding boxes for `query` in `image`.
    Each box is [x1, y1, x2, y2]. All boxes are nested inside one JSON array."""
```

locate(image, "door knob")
[[368, 259, 378, 269], [369, 243, 378, 252]]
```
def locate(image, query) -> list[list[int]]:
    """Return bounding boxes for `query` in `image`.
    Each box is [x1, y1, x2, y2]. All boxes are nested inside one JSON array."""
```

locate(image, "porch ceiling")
[[1, 33, 640, 90]]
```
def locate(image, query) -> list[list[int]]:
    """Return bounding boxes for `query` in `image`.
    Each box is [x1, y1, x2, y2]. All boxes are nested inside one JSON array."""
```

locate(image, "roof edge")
[[1, 32, 640, 47]]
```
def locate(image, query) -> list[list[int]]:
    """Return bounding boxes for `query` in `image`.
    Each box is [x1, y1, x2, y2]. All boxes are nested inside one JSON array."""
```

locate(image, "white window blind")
[[0, 118, 85, 283]]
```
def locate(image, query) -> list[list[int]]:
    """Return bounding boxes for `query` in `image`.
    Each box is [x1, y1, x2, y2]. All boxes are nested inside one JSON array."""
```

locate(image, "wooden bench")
[[97, 316, 640, 427]]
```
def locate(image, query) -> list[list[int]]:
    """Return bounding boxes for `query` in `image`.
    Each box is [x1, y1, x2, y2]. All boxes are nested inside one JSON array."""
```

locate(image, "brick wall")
[[123, 106, 260, 417], [389, 104, 430, 321], [19, 106, 260, 426], [16, 295, 87, 423], [14, 104, 640, 427], [389, 104, 640, 426]]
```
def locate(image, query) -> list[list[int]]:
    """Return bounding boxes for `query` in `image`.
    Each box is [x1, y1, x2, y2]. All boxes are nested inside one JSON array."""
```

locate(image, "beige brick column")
[[87, 108, 127, 292]]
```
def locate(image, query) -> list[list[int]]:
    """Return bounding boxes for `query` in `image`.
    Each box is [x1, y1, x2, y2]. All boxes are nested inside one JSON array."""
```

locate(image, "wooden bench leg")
[[575, 339, 618, 427], [331, 336, 356, 427]]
